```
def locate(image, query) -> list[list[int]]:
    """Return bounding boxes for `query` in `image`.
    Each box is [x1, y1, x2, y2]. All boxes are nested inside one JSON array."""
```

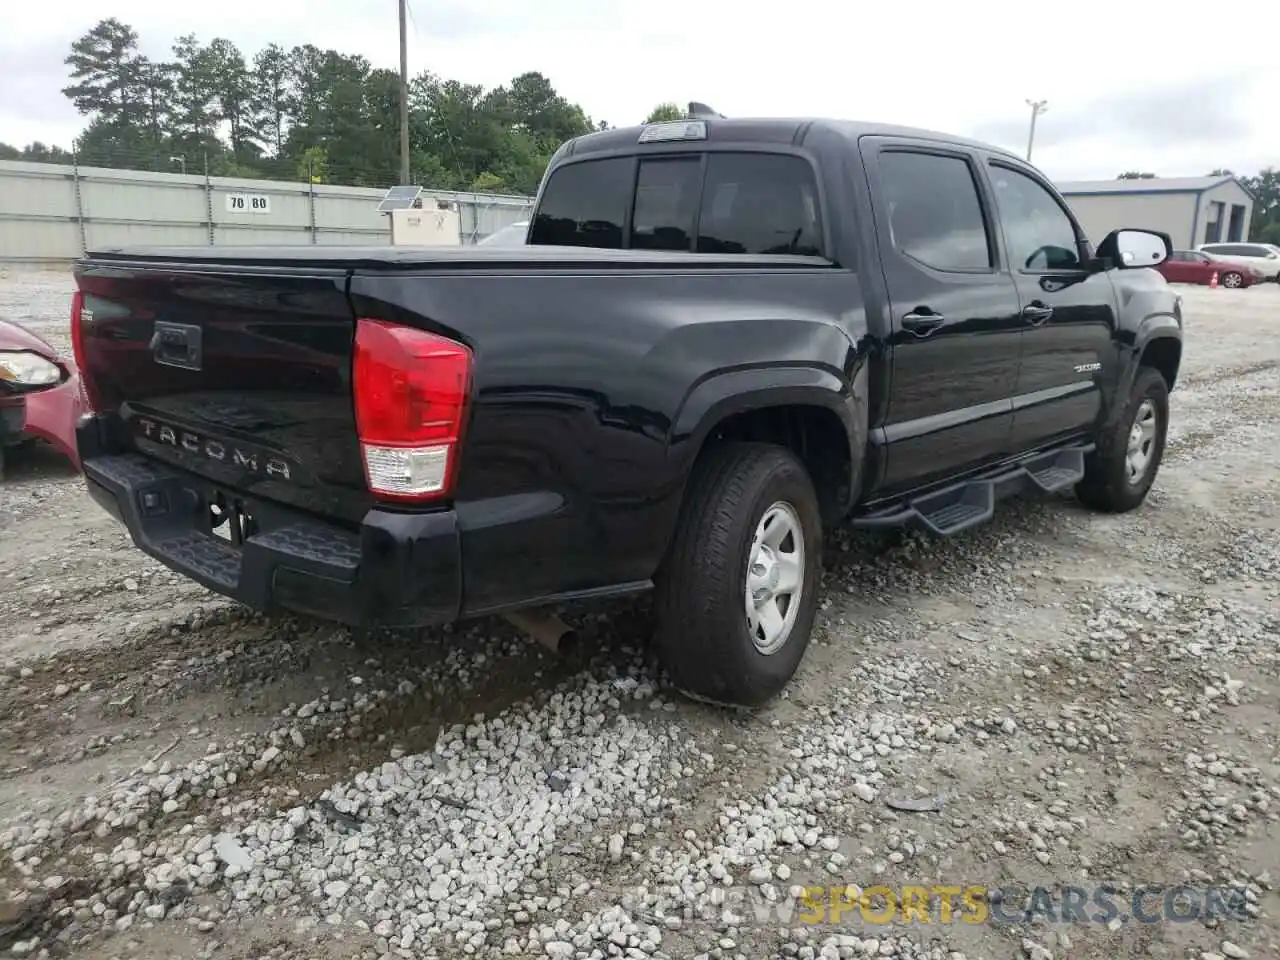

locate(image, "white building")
[[1056, 175, 1254, 251]]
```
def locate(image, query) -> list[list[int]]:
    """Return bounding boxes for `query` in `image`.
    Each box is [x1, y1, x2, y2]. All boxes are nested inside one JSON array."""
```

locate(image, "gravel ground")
[[1, 265, 1278, 960]]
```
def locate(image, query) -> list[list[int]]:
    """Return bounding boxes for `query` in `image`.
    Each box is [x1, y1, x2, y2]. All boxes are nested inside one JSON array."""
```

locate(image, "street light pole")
[[1025, 99, 1048, 162], [398, 0, 411, 185]]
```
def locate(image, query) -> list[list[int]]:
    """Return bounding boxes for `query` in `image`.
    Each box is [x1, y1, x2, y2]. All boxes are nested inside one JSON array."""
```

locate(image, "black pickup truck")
[[71, 112, 1183, 706]]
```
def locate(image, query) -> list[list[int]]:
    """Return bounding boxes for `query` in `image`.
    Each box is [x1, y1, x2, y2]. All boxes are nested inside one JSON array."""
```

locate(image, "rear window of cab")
[[529, 152, 825, 258]]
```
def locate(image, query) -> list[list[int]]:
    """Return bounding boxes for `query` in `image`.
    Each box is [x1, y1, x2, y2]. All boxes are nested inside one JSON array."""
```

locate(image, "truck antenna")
[[687, 102, 726, 120]]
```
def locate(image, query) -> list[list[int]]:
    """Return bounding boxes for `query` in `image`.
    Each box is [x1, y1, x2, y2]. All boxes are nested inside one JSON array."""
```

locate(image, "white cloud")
[[1, 0, 1272, 181]]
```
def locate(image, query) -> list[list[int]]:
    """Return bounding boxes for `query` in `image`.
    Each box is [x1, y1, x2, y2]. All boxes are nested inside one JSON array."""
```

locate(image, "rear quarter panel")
[[350, 265, 866, 614]]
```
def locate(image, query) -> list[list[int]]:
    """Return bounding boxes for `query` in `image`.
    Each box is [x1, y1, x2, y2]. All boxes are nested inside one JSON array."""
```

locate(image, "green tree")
[[645, 102, 685, 123], [62, 18, 145, 129], [49, 19, 608, 192], [207, 39, 258, 157], [74, 115, 153, 167], [284, 45, 332, 142], [297, 145, 328, 183], [170, 35, 222, 151], [253, 44, 293, 158], [502, 71, 592, 149], [1241, 168, 1280, 244], [137, 57, 176, 154], [25, 142, 76, 163]]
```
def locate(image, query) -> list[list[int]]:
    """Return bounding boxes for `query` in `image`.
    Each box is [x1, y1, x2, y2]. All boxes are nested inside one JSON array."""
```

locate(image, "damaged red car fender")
[[0, 318, 83, 471]]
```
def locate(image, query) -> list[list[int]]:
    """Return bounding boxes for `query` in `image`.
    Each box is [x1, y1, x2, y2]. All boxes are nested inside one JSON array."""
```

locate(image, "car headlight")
[[0, 351, 62, 387]]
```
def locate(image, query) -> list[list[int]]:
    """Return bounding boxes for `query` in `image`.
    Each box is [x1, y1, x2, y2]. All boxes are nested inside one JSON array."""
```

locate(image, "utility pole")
[[1025, 99, 1048, 162], [398, 0, 411, 185]]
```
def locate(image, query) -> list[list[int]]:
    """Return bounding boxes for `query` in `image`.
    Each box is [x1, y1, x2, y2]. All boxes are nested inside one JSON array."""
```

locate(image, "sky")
[[2, 0, 1276, 184]]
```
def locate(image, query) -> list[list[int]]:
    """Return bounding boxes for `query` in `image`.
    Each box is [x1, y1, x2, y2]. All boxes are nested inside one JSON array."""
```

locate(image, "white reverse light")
[[361, 443, 451, 498]]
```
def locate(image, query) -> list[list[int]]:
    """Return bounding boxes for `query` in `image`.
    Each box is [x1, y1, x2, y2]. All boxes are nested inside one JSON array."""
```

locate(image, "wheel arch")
[[669, 364, 870, 527], [1113, 301, 1182, 415], [1138, 334, 1182, 392]]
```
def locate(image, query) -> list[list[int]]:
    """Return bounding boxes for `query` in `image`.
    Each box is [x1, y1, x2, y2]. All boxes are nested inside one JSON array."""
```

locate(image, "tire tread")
[[1076, 366, 1169, 513], [654, 442, 820, 706]]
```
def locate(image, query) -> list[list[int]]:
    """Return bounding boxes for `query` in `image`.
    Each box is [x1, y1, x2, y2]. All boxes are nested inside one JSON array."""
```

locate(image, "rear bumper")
[[77, 416, 461, 628]]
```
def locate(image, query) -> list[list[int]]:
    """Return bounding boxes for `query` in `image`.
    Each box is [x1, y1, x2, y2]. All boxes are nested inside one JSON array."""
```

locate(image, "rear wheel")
[[1220, 271, 1244, 288], [1076, 367, 1169, 513], [653, 442, 822, 707]]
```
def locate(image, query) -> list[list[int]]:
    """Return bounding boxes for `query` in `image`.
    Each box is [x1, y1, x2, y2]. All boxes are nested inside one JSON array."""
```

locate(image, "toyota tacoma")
[[70, 110, 1183, 706]]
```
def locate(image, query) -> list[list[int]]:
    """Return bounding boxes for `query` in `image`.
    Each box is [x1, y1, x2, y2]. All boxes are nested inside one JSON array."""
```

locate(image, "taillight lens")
[[70, 289, 101, 412], [353, 318, 472, 502]]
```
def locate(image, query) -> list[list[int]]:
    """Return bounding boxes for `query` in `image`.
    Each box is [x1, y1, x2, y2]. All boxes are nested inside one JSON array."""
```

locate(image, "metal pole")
[[398, 0, 411, 185], [1025, 99, 1048, 162], [71, 148, 87, 257], [308, 159, 318, 245], [204, 152, 214, 246]]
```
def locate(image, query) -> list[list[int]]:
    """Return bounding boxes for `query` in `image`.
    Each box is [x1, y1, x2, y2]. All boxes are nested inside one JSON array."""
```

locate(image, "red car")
[[1157, 249, 1258, 288], [0, 318, 82, 478]]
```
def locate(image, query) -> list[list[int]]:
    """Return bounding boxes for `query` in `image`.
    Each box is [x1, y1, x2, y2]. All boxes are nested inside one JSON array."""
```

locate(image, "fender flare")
[[669, 363, 869, 516], [1123, 318, 1183, 394]]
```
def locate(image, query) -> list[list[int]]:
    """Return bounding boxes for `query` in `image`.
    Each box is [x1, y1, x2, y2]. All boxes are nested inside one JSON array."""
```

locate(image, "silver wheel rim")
[[1125, 399, 1158, 484], [745, 501, 805, 656], [1222, 273, 1242, 288]]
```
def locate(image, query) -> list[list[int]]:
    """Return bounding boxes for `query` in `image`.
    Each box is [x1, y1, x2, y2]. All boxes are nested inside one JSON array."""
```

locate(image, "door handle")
[[901, 310, 945, 336], [1022, 302, 1054, 326]]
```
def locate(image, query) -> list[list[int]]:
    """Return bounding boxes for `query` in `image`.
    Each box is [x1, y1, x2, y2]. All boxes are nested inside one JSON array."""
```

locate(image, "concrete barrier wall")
[[0, 160, 534, 262]]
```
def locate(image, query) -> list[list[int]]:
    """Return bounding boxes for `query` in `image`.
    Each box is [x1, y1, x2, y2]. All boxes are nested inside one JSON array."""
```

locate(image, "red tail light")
[[70, 289, 101, 412], [353, 318, 472, 502]]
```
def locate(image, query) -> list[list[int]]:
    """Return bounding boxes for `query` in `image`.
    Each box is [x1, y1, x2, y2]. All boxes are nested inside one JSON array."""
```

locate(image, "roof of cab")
[[562, 117, 1022, 162]]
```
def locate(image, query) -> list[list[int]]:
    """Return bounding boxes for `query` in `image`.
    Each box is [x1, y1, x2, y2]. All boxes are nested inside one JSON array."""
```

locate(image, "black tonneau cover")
[[83, 245, 833, 271]]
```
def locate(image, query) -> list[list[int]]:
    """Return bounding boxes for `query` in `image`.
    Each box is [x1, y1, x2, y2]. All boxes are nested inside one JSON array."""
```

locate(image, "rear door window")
[[877, 151, 992, 272]]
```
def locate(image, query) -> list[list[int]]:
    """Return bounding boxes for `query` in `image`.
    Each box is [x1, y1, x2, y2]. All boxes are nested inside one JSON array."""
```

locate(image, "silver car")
[[477, 221, 530, 247], [1196, 242, 1280, 281]]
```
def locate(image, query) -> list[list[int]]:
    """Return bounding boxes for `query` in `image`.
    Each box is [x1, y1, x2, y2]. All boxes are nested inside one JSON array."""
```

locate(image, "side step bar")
[[852, 445, 1091, 537]]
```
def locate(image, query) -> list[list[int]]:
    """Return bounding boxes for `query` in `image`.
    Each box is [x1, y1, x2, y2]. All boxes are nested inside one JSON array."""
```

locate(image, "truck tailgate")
[[74, 260, 372, 525]]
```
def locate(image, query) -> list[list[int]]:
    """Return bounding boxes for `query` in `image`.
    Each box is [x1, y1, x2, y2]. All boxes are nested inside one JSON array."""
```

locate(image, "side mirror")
[[1095, 228, 1172, 269]]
